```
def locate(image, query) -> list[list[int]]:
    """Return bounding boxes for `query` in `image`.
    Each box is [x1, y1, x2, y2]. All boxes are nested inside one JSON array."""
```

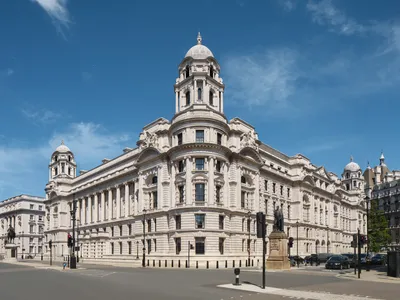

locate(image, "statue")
[[273, 206, 284, 232], [7, 226, 16, 244]]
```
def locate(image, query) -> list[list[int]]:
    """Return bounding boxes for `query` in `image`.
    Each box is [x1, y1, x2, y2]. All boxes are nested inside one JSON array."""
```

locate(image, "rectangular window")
[[177, 133, 183, 145], [219, 238, 225, 255], [195, 158, 205, 170], [178, 160, 185, 172], [154, 218, 157, 232], [179, 186, 184, 203], [195, 214, 205, 229], [38, 205, 42, 211], [219, 215, 224, 230], [111, 227, 114, 237], [128, 241, 132, 255], [30, 204, 34, 210], [119, 225, 123, 236], [287, 188, 290, 198], [176, 215, 181, 230], [111, 243, 114, 255], [216, 186, 221, 203], [119, 242, 122, 255], [153, 191, 158, 209], [196, 130, 204, 143], [30, 225, 34, 233], [273, 183, 276, 193], [241, 191, 246, 208], [264, 180, 268, 191], [128, 224, 132, 236], [195, 237, 205, 254], [195, 183, 205, 201], [215, 160, 221, 172], [280, 185, 283, 196], [217, 133, 222, 145], [147, 240, 151, 254], [154, 239, 157, 252], [30, 215, 34, 221], [175, 238, 181, 254], [147, 219, 152, 232]]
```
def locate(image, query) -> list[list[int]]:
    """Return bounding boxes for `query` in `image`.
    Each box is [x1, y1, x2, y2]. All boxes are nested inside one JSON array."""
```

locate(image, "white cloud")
[[0, 122, 135, 200], [21, 108, 61, 124], [306, 0, 365, 35], [223, 48, 299, 111], [279, 0, 297, 12], [31, 0, 70, 33]]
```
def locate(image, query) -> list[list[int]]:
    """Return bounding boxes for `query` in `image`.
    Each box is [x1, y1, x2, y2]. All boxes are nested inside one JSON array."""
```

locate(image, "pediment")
[[239, 147, 263, 164], [136, 147, 160, 164], [302, 175, 315, 186], [314, 166, 331, 181]]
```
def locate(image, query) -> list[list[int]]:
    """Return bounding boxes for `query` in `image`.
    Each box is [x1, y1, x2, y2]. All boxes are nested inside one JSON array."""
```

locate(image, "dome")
[[344, 156, 361, 172], [185, 33, 214, 59], [54, 140, 71, 153]]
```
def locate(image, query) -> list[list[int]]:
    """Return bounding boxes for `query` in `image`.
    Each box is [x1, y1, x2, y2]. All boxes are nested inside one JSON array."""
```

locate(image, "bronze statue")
[[273, 206, 284, 232], [7, 226, 16, 244]]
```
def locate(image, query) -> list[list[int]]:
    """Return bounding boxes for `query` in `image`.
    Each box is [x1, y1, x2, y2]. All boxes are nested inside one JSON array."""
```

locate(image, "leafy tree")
[[368, 200, 392, 253]]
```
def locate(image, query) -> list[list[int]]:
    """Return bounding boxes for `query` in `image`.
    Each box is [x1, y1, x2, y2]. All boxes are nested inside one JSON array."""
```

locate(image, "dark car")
[[371, 254, 386, 265], [341, 253, 356, 267], [289, 255, 304, 265], [325, 255, 350, 270]]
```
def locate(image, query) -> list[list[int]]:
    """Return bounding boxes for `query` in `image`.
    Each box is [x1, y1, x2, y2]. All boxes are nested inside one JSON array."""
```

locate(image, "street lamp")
[[69, 194, 77, 269], [21, 231, 24, 259], [365, 195, 370, 257], [142, 208, 147, 267], [247, 210, 251, 267], [296, 220, 299, 268]]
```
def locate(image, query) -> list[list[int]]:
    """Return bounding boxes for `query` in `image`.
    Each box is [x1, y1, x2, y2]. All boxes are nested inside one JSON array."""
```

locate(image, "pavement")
[[0, 260, 399, 300]]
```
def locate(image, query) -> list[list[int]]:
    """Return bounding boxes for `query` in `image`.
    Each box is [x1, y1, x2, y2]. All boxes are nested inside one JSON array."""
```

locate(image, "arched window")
[[198, 88, 202, 101], [185, 65, 190, 78], [54, 167, 58, 176], [152, 176, 158, 184], [346, 173, 349, 179], [68, 167, 71, 176], [68, 156, 71, 162], [186, 91, 190, 105], [209, 65, 214, 77], [61, 163, 65, 173], [209, 91, 214, 106], [54, 155, 58, 162], [346, 183, 350, 190]]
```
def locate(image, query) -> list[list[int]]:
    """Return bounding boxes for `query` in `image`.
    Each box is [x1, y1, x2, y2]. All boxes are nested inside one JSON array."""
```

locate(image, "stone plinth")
[[4, 243, 18, 262], [266, 231, 290, 270]]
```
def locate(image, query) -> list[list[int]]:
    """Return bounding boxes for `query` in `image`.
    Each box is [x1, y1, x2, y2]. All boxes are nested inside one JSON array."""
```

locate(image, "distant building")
[[43, 34, 366, 267], [0, 195, 46, 258], [364, 153, 400, 250]]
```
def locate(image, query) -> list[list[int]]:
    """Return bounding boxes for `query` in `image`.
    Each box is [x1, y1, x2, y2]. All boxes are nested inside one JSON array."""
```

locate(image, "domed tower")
[[342, 156, 363, 191], [174, 33, 225, 114], [49, 141, 77, 180]]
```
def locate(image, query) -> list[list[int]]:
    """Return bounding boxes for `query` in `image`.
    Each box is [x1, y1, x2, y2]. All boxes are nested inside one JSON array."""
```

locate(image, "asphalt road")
[[0, 262, 398, 300]]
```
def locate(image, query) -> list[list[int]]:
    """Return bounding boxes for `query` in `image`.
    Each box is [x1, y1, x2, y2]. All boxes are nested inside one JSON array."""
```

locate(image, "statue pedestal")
[[4, 243, 18, 262], [266, 231, 290, 270]]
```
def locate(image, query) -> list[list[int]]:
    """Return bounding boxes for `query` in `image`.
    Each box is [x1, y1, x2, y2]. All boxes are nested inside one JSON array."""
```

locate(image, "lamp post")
[[365, 195, 370, 257], [69, 195, 77, 269], [21, 231, 24, 259], [296, 220, 299, 268], [247, 211, 251, 267], [326, 225, 330, 254], [142, 208, 147, 267], [136, 241, 139, 259]]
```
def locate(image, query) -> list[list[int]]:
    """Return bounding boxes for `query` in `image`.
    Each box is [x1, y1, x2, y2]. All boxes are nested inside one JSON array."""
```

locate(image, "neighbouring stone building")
[[0, 195, 46, 258], [43, 34, 366, 267], [364, 153, 400, 250]]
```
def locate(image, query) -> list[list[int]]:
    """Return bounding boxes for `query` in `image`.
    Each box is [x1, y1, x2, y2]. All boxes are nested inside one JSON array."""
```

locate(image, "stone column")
[[134, 179, 139, 215], [94, 194, 98, 223], [220, 91, 224, 113], [138, 173, 144, 212], [185, 156, 192, 205], [124, 182, 129, 217], [170, 162, 176, 208], [88, 196, 93, 223], [208, 157, 215, 205], [101, 191, 105, 221], [224, 162, 229, 208], [175, 91, 179, 112], [157, 166, 162, 209], [108, 189, 112, 220], [83, 197, 87, 224], [77, 199, 81, 224], [116, 185, 121, 219]]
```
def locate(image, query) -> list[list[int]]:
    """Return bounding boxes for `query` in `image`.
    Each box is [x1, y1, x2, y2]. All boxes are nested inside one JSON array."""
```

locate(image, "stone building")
[[0, 195, 46, 258], [364, 153, 400, 250], [43, 34, 366, 267]]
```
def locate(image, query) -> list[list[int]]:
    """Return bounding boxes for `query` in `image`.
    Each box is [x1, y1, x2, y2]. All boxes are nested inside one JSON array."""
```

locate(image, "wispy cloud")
[[279, 0, 297, 12], [31, 0, 70, 34], [224, 48, 299, 112], [306, 0, 365, 35], [0, 122, 135, 199], [0, 68, 14, 77], [21, 108, 61, 124]]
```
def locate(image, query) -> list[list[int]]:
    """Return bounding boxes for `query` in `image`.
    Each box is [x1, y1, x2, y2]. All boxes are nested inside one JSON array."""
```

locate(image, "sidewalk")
[[337, 267, 400, 284], [1, 259, 84, 271]]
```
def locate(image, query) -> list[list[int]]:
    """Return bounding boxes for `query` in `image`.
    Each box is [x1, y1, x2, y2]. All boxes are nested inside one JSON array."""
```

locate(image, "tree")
[[368, 200, 392, 253]]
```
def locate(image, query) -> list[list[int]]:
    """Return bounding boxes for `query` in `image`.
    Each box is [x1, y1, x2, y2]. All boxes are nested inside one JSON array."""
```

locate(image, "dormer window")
[[186, 91, 191, 106], [54, 155, 58, 162], [61, 163, 65, 173], [197, 88, 202, 101], [209, 65, 214, 78], [185, 65, 190, 78]]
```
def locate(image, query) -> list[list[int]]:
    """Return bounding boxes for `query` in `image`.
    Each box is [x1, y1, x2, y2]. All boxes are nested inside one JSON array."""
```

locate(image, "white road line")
[[217, 284, 384, 300]]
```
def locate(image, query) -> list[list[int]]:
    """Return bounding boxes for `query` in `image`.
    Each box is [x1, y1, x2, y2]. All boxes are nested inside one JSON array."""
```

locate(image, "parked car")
[[341, 253, 356, 267], [325, 255, 350, 270], [289, 255, 304, 264], [371, 254, 387, 265]]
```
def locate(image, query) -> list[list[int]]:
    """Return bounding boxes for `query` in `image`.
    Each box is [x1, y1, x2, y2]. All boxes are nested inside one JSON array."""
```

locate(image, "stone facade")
[[43, 34, 366, 267], [0, 195, 46, 259]]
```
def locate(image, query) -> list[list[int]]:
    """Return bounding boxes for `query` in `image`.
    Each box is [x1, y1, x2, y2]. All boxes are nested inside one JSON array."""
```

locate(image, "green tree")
[[368, 200, 392, 253]]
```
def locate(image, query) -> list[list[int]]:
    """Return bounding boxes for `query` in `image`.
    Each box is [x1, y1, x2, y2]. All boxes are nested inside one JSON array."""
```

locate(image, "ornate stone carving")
[[240, 130, 259, 151], [139, 131, 159, 149]]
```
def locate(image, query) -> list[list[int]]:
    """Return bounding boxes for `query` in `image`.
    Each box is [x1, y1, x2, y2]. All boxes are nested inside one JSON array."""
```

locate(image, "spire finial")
[[61, 140, 64, 145], [197, 32, 202, 45], [350, 155, 353, 162]]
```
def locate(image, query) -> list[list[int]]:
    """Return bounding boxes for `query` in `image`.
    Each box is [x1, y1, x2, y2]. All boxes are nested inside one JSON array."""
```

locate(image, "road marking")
[[217, 284, 384, 300]]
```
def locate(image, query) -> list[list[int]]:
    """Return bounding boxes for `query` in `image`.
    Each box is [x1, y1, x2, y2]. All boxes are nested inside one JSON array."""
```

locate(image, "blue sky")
[[0, 0, 399, 200]]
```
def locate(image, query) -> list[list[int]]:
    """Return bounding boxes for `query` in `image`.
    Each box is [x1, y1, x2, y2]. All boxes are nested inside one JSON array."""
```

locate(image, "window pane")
[[196, 130, 204, 143], [195, 214, 205, 229], [195, 184, 205, 201], [195, 158, 204, 170], [195, 237, 205, 254]]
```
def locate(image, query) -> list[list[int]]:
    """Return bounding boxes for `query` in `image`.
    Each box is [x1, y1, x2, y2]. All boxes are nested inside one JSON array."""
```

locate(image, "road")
[[0, 262, 397, 300]]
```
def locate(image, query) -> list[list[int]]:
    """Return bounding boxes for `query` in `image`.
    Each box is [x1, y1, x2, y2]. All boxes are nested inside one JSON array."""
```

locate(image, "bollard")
[[233, 268, 241, 286]]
